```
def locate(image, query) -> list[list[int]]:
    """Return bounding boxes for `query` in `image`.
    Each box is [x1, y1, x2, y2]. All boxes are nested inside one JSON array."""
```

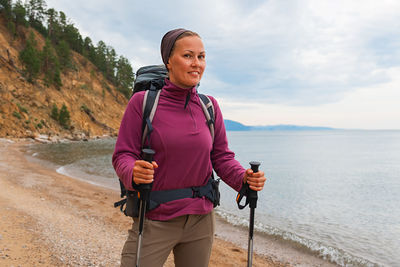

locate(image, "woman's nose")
[[191, 57, 199, 66], [191, 57, 203, 67]]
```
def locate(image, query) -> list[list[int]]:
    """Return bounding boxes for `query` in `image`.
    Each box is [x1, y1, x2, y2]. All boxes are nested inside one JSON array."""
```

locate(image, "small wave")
[[56, 165, 106, 187], [56, 166, 67, 176], [216, 210, 381, 267], [56, 165, 119, 191], [0, 138, 15, 143]]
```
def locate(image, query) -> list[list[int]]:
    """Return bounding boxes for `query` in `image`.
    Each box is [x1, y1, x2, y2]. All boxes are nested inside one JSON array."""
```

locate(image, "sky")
[[44, 0, 400, 129]]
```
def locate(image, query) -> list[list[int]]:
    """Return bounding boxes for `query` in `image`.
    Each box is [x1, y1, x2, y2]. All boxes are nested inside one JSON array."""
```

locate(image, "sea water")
[[25, 130, 400, 266]]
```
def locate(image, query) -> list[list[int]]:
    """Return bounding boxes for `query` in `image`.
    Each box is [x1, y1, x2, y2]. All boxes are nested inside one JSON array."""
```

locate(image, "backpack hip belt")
[[115, 176, 220, 218]]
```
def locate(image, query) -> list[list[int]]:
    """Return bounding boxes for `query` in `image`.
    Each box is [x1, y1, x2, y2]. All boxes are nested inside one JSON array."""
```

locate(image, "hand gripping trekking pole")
[[136, 148, 155, 267], [247, 161, 260, 267]]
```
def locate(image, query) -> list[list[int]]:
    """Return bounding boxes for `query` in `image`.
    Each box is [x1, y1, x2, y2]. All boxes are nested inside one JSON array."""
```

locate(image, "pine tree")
[[46, 8, 59, 41], [19, 31, 41, 82], [56, 40, 71, 69], [1, 0, 14, 34], [83, 37, 96, 63], [50, 104, 59, 120], [105, 46, 117, 83], [0, 0, 12, 17], [63, 23, 83, 53], [41, 39, 62, 88], [95, 41, 107, 73], [6, 0, 137, 98], [13, 0, 28, 28], [58, 104, 70, 129], [27, 0, 46, 24], [53, 68, 62, 88], [26, 0, 47, 35], [58, 11, 67, 28], [116, 56, 135, 99]]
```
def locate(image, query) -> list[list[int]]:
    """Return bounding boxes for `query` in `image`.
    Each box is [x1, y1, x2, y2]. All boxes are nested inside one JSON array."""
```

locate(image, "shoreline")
[[0, 139, 285, 266], [0, 138, 338, 266]]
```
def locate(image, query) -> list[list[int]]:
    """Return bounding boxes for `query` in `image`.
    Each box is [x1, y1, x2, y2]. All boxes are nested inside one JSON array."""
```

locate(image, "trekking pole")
[[247, 161, 260, 267], [136, 148, 155, 267], [236, 161, 260, 267]]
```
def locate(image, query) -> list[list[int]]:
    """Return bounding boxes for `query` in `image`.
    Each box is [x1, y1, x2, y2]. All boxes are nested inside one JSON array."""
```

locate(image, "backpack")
[[114, 65, 220, 217]]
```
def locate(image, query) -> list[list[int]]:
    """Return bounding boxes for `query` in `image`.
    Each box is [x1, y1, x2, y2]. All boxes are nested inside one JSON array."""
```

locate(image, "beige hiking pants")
[[121, 211, 215, 267]]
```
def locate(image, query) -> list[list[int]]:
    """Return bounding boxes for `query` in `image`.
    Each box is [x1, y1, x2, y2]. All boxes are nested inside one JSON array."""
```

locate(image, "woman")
[[112, 28, 267, 267]]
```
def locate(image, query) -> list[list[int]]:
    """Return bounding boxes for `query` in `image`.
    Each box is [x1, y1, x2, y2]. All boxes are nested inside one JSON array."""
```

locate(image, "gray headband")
[[160, 28, 188, 67]]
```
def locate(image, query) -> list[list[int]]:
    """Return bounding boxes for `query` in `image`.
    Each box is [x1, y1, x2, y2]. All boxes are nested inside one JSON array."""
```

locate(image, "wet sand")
[[0, 139, 336, 266]]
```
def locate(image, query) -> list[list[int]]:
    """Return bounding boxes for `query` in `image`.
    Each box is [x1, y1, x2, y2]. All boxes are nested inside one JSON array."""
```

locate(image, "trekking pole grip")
[[140, 148, 155, 192], [250, 161, 260, 173], [142, 148, 155, 163], [248, 161, 260, 209]]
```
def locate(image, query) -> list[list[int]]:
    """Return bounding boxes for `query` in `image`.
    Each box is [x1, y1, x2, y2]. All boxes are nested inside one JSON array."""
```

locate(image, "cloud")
[[221, 65, 400, 129], [44, 0, 400, 128], [199, 0, 400, 106]]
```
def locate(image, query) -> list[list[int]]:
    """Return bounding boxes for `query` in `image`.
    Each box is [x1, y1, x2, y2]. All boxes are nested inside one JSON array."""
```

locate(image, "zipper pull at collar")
[[184, 91, 191, 109]]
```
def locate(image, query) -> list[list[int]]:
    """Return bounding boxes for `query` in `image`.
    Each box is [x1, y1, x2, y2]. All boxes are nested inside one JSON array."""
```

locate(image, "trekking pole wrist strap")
[[236, 183, 250, 209]]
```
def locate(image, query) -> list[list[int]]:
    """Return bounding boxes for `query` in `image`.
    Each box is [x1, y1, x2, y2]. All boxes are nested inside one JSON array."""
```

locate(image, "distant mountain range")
[[224, 119, 335, 131]]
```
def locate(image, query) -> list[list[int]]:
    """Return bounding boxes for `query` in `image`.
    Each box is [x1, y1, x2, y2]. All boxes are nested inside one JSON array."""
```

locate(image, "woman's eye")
[[198, 55, 205, 60], [184, 54, 191, 58]]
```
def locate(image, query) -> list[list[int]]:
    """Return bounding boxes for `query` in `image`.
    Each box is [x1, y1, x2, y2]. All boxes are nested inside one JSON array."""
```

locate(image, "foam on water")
[[216, 210, 381, 267], [56, 164, 119, 191]]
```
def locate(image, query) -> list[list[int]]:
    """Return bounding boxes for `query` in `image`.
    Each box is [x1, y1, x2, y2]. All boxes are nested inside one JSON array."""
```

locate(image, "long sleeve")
[[112, 92, 145, 191], [209, 97, 246, 192]]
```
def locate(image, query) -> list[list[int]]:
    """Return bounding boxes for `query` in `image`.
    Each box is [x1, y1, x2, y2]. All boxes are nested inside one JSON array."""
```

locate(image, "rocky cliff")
[[0, 15, 128, 140]]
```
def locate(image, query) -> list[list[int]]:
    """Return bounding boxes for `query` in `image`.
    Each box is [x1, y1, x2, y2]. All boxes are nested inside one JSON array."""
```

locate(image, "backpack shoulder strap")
[[198, 94, 215, 143], [141, 82, 162, 147]]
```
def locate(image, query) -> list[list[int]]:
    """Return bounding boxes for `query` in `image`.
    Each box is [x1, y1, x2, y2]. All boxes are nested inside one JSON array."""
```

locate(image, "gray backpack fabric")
[[133, 65, 168, 94]]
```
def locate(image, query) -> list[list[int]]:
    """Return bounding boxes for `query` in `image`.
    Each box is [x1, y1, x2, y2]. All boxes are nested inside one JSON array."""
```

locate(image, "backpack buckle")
[[192, 187, 201, 198]]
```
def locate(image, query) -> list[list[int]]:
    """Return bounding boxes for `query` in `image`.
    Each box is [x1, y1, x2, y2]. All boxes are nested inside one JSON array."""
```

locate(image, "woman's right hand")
[[132, 160, 158, 185]]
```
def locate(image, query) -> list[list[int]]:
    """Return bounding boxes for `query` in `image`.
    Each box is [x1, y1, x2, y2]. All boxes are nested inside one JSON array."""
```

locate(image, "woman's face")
[[167, 36, 206, 89]]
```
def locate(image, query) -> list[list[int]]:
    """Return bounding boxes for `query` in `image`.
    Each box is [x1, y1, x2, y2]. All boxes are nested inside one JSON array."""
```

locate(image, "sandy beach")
[[0, 139, 287, 267], [0, 139, 337, 266]]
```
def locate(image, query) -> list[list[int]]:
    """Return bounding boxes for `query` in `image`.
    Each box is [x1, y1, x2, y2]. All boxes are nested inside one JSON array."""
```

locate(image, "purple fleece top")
[[112, 79, 246, 221]]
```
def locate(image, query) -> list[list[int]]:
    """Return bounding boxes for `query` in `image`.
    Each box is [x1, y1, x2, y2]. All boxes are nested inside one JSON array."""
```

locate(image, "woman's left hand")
[[243, 169, 267, 191]]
